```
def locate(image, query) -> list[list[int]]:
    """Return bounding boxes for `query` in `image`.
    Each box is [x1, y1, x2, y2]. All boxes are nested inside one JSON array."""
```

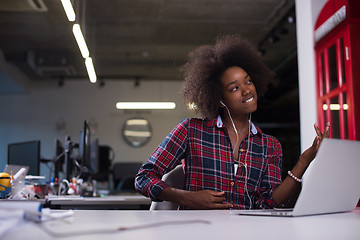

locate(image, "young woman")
[[135, 34, 330, 210]]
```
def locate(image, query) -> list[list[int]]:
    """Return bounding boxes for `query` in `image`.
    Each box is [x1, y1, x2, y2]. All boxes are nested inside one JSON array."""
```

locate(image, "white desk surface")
[[47, 194, 151, 205], [3, 208, 360, 240], [43, 194, 152, 210]]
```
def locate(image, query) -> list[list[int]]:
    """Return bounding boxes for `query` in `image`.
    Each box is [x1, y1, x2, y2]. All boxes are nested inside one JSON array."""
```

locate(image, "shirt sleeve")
[[254, 137, 285, 209], [134, 119, 189, 201]]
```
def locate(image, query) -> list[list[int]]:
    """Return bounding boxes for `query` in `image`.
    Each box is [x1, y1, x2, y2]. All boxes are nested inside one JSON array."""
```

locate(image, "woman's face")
[[220, 66, 257, 117]]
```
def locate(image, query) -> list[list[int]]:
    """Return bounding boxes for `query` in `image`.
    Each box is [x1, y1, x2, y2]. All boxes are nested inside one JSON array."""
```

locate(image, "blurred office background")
[[0, 0, 327, 188]]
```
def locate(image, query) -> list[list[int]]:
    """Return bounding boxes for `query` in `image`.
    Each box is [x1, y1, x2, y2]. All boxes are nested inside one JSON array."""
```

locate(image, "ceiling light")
[[287, 16, 295, 24], [72, 24, 89, 58], [116, 102, 176, 110], [60, 0, 76, 22], [85, 57, 97, 83]]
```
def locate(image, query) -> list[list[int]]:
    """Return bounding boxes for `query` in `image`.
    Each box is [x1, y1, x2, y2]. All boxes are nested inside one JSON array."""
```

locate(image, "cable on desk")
[[38, 219, 211, 237], [0, 207, 74, 225]]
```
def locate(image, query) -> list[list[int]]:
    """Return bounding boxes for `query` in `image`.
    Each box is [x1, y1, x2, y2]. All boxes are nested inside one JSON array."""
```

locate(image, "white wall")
[[295, 0, 327, 151], [0, 79, 194, 177]]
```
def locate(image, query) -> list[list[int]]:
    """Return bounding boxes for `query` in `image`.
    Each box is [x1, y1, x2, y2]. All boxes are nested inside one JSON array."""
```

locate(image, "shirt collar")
[[216, 115, 259, 135]]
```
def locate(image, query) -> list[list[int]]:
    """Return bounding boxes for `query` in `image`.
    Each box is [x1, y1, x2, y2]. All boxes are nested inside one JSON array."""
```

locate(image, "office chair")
[[149, 164, 185, 210]]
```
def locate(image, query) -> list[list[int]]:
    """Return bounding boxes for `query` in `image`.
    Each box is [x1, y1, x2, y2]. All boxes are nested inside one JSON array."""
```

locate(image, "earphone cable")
[[222, 102, 252, 209]]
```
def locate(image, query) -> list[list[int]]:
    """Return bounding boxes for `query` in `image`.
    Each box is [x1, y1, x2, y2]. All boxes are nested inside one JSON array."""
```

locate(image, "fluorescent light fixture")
[[72, 24, 89, 58], [60, 0, 76, 22], [116, 102, 176, 110], [126, 119, 149, 125], [322, 104, 348, 111], [85, 57, 97, 83], [124, 130, 152, 137]]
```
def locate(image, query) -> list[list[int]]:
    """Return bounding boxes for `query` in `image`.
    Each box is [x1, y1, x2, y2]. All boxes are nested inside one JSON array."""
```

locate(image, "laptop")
[[233, 138, 360, 217], [3, 164, 29, 178]]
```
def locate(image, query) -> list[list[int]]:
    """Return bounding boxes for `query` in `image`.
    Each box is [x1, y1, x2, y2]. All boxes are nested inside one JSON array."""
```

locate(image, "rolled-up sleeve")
[[135, 119, 188, 201]]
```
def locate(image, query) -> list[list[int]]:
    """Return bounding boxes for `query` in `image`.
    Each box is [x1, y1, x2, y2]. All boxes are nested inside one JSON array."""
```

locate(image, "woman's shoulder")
[[261, 132, 282, 150], [179, 117, 211, 124], [185, 117, 217, 127], [174, 117, 216, 131], [253, 124, 281, 149], [174, 117, 202, 129]]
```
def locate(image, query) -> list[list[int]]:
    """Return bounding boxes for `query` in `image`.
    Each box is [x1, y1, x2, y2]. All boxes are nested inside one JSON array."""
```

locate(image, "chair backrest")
[[149, 164, 185, 210]]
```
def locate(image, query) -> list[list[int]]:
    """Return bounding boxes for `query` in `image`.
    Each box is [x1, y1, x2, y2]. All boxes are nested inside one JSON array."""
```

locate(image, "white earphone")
[[221, 100, 253, 209]]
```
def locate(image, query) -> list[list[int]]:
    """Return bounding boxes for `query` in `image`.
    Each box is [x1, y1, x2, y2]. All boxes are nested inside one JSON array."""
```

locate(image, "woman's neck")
[[221, 113, 249, 134]]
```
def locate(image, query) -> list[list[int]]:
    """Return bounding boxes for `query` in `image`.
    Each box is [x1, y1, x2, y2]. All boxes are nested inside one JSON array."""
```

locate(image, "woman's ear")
[[220, 101, 226, 108]]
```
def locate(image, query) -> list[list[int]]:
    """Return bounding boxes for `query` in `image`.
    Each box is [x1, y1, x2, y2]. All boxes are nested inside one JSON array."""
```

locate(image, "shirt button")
[[240, 149, 244, 152], [231, 182, 234, 186]]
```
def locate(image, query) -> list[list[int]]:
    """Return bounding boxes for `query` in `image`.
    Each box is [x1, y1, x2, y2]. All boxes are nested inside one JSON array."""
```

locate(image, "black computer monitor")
[[90, 138, 99, 174], [89, 140, 112, 181], [79, 122, 110, 180], [78, 121, 91, 171], [54, 139, 65, 179], [8, 140, 40, 176]]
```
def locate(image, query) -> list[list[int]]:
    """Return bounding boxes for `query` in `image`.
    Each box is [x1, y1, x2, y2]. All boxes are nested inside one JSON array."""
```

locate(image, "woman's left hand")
[[299, 122, 330, 167]]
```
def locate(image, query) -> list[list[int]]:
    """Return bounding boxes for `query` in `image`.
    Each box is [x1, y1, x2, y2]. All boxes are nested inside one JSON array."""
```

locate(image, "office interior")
[[0, 0, 358, 200], [2, 1, 360, 239]]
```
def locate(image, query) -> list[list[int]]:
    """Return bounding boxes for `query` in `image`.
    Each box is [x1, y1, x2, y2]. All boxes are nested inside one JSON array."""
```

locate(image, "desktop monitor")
[[78, 121, 101, 179], [78, 121, 91, 169], [90, 138, 99, 174], [61, 121, 110, 181], [93, 144, 113, 181], [54, 139, 65, 179], [61, 121, 94, 180], [7, 140, 40, 176]]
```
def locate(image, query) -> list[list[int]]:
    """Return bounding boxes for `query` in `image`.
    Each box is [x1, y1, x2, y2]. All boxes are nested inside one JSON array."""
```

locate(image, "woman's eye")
[[246, 79, 253, 85], [231, 86, 238, 91]]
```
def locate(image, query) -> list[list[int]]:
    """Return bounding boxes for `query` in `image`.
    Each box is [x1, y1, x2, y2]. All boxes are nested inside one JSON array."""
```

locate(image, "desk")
[[45, 194, 151, 210], [3, 208, 360, 240]]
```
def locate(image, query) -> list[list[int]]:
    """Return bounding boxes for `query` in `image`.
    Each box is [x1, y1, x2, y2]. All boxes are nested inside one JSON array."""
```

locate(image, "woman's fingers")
[[324, 122, 330, 138], [314, 122, 331, 139], [312, 122, 330, 152], [314, 123, 323, 137]]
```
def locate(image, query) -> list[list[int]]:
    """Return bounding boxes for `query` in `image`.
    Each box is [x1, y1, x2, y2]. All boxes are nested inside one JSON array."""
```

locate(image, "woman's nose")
[[241, 85, 251, 95]]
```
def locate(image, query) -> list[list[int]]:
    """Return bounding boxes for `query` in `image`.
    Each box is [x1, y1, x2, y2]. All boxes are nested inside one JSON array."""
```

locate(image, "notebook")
[[233, 138, 360, 217]]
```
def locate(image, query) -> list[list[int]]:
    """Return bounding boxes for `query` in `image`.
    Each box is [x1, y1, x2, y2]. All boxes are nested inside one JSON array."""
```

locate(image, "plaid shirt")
[[135, 116, 283, 209]]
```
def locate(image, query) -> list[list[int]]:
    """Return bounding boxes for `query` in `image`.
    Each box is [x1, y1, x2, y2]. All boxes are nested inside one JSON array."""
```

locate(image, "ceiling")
[[0, 0, 299, 123], [0, 0, 297, 79]]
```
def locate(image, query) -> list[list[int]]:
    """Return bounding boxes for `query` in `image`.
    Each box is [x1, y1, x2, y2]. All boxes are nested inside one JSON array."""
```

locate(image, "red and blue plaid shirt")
[[135, 116, 283, 209]]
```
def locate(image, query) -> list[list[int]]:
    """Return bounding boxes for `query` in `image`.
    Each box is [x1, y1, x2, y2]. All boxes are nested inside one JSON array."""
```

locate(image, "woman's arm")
[[158, 186, 233, 209], [135, 119, 189, 200], [272, 123, 330, 204]]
